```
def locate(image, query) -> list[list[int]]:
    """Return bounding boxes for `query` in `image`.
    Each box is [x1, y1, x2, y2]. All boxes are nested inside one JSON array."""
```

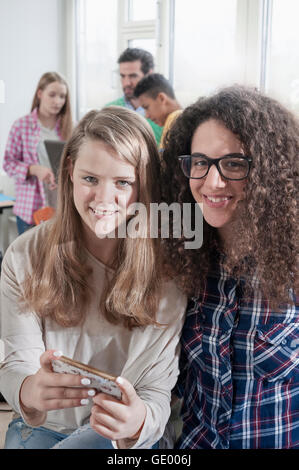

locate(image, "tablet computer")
[[44, 140, 66, 178]]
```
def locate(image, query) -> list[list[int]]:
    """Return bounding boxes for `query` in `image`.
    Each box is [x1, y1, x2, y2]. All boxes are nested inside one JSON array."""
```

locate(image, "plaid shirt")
[[3, 108, 61, 224], [175, 262, 299, 449]]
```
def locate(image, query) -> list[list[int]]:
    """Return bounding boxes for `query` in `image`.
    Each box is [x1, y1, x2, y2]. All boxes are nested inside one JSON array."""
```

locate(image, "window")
[[118, 0, 158, 67], [74, 0, 299, 119], [172, 0, 246, 106], [265, 0, 299, 112], [118, 1, 172, 78], [127, 0, 157, 21], [75, 0, 168, 117], [75, 0, 118, 118]]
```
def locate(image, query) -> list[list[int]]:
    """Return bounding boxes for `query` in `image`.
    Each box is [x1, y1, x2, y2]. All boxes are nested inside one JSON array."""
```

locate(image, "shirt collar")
[[123, 96, 145, 116], [30, 107, 62, 137]]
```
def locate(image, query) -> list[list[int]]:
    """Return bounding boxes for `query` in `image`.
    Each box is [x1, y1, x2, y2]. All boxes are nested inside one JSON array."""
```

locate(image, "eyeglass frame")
[[178, 153, 253, 181]]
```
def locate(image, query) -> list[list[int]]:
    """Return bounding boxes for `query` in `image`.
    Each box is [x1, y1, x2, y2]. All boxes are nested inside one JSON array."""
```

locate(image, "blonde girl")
[[0, 106, 186, 449]]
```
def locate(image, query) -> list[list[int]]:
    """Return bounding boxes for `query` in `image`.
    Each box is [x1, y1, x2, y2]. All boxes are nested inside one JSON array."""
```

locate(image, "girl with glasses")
[[0, 107, 186, 449], [161, 85, 298, 449]]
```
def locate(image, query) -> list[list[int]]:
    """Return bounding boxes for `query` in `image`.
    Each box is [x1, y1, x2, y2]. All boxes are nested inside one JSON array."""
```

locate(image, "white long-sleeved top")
[[0, 223, 186, 449]]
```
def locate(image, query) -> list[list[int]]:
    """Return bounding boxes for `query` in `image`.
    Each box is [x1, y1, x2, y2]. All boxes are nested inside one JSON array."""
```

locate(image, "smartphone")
[[52, 355, 122, 400]]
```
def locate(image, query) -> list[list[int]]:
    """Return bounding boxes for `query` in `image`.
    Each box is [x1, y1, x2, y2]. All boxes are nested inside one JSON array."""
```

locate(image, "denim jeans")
[[52, 423, 115, 449], [16, 216, 34, 235], [5, 418, 114, 449], [53, 426, 159, 449]]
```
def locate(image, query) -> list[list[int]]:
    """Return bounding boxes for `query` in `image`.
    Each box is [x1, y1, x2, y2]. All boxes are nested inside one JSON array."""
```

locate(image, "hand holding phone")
[[52, 355, 122, 400], [19, 350, 98, 421]]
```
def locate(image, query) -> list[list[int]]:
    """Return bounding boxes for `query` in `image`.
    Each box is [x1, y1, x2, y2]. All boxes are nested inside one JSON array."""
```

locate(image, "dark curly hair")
[[161, 85, 299, 308]]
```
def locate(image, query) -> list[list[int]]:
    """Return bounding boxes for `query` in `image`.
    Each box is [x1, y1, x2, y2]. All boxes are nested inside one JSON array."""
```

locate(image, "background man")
[[134, 73, 182, 150], [106, 48, 163, 145]]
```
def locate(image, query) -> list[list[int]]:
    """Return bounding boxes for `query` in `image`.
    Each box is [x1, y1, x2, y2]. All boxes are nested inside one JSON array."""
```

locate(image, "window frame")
[[117, 0, 172, 80], [71, 0, 295, 120]]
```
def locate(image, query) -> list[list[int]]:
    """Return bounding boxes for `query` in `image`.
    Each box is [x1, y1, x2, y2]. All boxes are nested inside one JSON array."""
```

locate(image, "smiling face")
[[37, 80, 67, 117], [70, 139, 138, 244], [190, 119, 247, 240]]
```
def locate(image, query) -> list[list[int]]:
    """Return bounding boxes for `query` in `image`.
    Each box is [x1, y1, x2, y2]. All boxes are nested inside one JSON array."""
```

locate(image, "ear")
[[157, 92, 167, 105], [37, 89, 42, 101]]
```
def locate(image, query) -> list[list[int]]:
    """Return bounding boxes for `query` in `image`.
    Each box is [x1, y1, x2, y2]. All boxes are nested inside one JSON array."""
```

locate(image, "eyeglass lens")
[[183, 156, 249, 180]]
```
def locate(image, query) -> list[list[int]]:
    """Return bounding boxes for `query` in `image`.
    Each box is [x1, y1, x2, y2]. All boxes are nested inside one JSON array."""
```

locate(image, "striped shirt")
[[3, 108, 61, 224], [175, 262, 299, 449]]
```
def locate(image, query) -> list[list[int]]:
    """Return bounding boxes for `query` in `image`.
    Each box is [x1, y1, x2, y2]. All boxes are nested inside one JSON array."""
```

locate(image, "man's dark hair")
[[118, 48, 154, 75], [134, 73, 176, 99]]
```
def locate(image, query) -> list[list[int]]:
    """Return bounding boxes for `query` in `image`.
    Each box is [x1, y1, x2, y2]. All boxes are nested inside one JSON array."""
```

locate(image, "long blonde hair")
[[31, 72, 73, 140], [23, 107, 164, 329]]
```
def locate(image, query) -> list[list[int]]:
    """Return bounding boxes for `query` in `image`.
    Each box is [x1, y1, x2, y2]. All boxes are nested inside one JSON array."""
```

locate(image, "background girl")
[[0, 106, 186, 449], [161, 85, 298, 449], [3, 72, 73, 234]]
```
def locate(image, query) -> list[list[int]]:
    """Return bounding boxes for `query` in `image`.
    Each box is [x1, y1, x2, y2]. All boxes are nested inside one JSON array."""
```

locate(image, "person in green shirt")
[[106, 48, 163, 145]]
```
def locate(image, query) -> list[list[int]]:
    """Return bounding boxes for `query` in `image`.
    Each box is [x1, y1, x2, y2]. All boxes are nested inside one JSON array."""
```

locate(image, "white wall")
[[0, 0, 69, 195], [0, 0, 72, 356]]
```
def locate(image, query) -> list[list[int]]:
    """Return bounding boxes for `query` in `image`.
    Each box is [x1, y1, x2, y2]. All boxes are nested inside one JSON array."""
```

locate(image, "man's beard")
[[123, 87, 134, 100]]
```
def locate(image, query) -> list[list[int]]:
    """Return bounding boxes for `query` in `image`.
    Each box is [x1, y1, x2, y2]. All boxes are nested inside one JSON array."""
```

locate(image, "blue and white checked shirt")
[[175, 263, 299, 449]]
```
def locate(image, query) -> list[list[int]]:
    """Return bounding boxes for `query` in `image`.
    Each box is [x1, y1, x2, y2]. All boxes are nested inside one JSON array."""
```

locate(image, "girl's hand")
[[28, 164, 57, 189], [90, 376, 146, 441], [19, 350, 95, 415]]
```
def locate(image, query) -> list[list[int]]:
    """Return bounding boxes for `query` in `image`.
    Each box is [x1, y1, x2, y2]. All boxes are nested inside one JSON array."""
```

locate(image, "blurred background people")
[[106, 48, 163, 145], [3, 72, 73, 234]]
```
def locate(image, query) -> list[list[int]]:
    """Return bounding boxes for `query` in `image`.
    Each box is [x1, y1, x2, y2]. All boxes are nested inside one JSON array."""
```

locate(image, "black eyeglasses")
[[178, 153, 252, 181]]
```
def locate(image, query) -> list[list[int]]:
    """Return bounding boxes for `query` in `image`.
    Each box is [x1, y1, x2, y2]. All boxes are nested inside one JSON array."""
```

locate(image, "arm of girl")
[[3, 120, 30, 183], [90, 376, 146, 441], [28, 165, 57, 189]]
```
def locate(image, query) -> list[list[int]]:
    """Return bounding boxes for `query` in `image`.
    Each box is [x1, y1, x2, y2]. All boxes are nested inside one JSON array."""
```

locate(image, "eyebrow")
[[120, 73, 138, 78], [191, 152, 245, 158], [77, 168, 136, 180]]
